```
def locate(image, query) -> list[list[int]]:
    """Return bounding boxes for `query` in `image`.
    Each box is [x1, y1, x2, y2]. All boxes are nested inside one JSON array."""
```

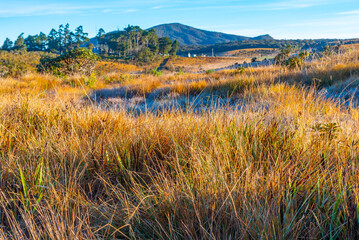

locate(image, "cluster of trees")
[[1, 24, 90, 53], [96, 25, 180, 62], [1, 24, 180, 62]]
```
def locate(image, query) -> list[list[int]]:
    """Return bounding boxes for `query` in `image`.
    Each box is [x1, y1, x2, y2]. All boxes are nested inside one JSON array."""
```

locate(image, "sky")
[[0, 0, 359, 43]]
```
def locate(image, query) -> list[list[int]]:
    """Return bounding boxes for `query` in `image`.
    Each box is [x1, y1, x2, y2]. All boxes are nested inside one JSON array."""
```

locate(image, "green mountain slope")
[[150, 23, 274, 45]]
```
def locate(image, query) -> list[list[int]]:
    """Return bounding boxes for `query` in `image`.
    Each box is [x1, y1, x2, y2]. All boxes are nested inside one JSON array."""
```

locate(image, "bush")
[[0, 65, 9, 78], [0, 51, 45, 77], [85, 72, 97, 88], [275, 46, 310, 70], [150, 68, 163, 77], [38, 48, 98, 76], [206, 69, 214, 75], [274, 45, 294, 66], [235, 66, 246, 74]]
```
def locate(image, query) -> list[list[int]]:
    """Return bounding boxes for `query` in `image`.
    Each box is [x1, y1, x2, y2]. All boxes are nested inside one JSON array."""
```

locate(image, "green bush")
[[38, 48, 98, 76], [275, 46, 310, 70], [150, 68, 163, 77], [235, 67, 246, 74], [85, 72, 97, 88], [206, 69, 214, 75]]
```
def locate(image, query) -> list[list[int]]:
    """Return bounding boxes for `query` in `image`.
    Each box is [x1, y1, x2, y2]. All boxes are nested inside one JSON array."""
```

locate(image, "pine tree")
[[13, 33, 27, 51], [2, 38, 13, 51], [47, 29, 59, 53], [159, 37, 172, 55], [169, 40, 180, 56]]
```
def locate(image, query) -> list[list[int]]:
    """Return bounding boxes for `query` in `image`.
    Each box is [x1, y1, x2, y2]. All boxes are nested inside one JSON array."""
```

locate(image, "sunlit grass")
[[0, 49, 359, 238]]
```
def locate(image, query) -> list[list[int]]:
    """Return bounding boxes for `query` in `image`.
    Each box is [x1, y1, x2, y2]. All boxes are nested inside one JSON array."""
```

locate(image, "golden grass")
[[166, 56, 240, 72], [95, 61, 142, 74], [1, 50, 359, 238]]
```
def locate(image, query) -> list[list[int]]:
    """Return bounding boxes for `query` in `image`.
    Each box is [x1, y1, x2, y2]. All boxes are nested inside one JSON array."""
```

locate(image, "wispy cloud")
[[124, 9, 138, 13], [0, 0, 341, 18], [152, 0, 338, 13], [259, 0, 337, 11], [286, 14, 359, 27], [0, 3, 104, 17], [0, 1, 150, 17], [337, 10, 359, 15], [152, 6, 165, 10]]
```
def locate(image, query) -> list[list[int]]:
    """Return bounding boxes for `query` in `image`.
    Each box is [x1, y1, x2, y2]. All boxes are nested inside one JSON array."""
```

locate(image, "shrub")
[[0, 51, 45, 77], [85, 72, 97, 88], [38, 48, 98, 76], [175, 69, 184, 76], [0, 65, 9, 78], [235, 66, 246, 74], [150, 68, 163, 77], [275, 46, 310, 70], [285, 51, 310, 69], [274, 45, 294, 66], [206, 69, 214, 75], [323, 45, 334, 57]]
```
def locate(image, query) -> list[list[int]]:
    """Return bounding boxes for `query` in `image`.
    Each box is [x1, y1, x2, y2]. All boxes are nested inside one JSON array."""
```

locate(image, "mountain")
[[149, 23, 274, 46], [252, 34, 274, 40]]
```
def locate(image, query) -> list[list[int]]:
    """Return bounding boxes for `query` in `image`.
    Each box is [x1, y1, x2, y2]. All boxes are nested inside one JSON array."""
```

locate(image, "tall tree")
[[73, 26, 89, 48], [158, 37, 172, 55], [169, 40, 180, 56], [47, 28, 60, 53], [96, 28, 106, 39], [38, 32, 47, 51], [2, 38, 13, 50], [25, 35, 39, 51], [96, 28, 107, 54], [13, 33, 27, 51]]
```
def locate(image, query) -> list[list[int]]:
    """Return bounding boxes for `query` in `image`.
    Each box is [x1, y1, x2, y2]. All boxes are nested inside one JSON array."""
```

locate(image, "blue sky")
[[0, 0, 359, 44]]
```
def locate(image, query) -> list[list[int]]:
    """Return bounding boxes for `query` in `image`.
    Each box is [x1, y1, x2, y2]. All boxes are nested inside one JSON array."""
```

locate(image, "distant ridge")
[[149, 23, 274, 46]]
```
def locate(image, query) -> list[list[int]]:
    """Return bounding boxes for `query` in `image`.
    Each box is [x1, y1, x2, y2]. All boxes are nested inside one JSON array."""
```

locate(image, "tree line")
[[1, 24, 90, 53], [1, 24, 180, 62]]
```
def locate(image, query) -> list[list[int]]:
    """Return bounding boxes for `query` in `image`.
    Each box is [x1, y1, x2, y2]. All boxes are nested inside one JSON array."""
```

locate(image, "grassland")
[[0, 49, 359, 239]]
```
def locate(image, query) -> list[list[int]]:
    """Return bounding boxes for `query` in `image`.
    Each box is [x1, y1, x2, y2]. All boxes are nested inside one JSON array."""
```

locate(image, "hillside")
[[150, 23, 273, 45]]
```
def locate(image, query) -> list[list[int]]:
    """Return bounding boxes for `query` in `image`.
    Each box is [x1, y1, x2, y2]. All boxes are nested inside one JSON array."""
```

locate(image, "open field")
[[1, 49, 359, 239]]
